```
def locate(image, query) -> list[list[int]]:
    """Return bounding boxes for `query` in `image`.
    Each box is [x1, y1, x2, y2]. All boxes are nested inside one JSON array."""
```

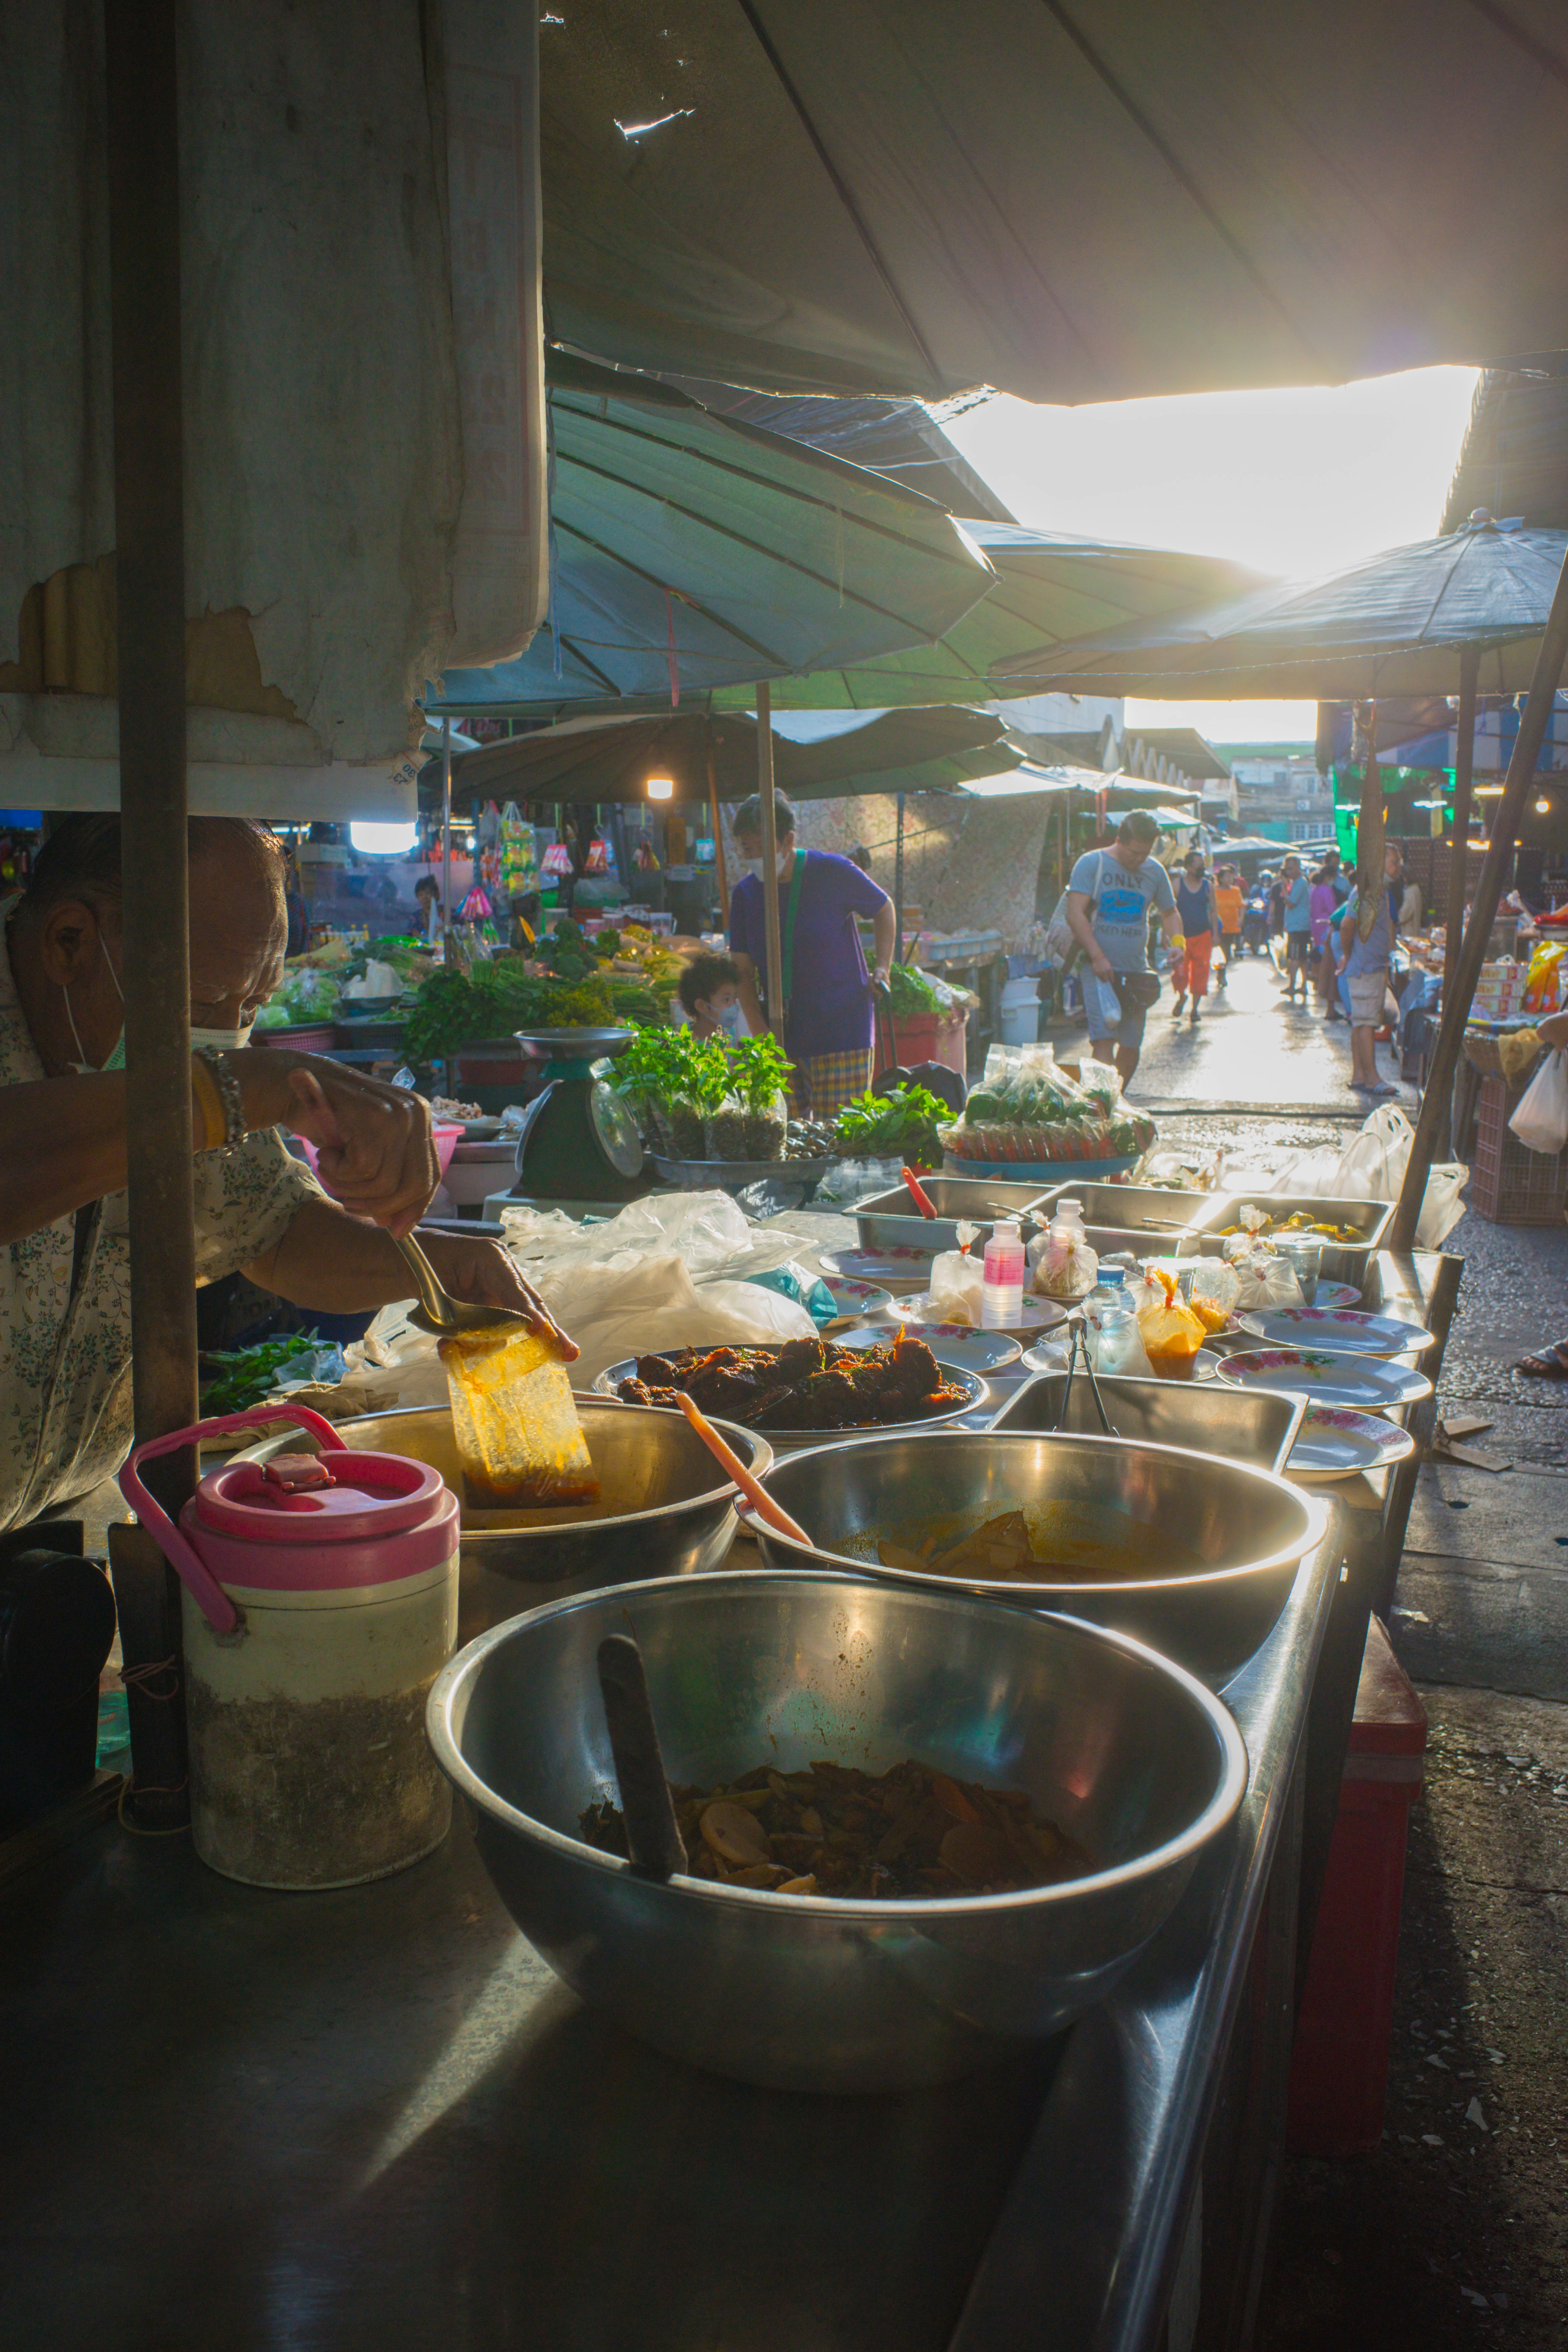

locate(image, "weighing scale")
[[505, 1028, 648, 1204]]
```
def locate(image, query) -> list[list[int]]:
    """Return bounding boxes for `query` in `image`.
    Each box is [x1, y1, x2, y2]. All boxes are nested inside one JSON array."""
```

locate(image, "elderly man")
[[0, 815, 568, 1535]]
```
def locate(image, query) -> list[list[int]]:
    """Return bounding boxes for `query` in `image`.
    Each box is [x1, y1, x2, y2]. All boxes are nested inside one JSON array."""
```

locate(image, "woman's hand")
[[418, 1230, 579, 1360], [235, 1054, 440, 1237]]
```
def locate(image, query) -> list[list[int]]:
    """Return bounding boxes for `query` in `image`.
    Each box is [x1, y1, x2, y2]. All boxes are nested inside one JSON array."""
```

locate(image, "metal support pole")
[[755, 682, 784, 1039], [706, 722, 728, 929], [894, 790, 906, 964], [1389, 546, 1568, 1250], [1446, 645, 1481, 958], [105, 0, 193, 1826], [442, 716, 454, 951]]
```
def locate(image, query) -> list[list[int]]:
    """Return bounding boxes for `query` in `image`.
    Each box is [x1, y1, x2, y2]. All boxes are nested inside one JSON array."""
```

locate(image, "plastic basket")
[[1470, 1074, 1568, 1225]]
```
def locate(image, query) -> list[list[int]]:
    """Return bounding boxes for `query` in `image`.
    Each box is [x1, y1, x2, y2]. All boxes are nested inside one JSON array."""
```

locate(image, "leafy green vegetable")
[[725, 1031, 793, 1111], [200, 1332, 327, 1415], [611, 1025, 730, 1114], [886, 962, 942, 1016], [833, 1083, 949, 1169]]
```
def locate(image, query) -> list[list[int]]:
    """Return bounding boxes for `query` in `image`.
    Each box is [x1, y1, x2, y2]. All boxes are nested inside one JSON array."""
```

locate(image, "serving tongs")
[[1053, 1310, 1114, 1437]]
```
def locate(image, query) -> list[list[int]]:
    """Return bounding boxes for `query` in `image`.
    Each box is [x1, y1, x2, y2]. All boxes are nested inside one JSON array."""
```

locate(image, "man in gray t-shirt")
[[1065, 811, 1183, 1084]]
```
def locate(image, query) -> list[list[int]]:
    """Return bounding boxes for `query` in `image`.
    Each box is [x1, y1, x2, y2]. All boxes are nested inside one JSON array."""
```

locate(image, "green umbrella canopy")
[[994, 517, 1568, 700], [540, 2, 1568, 403], [440, 705, 1021, 808], [425, 356, 994, 715], [705, 525, 1271, 710]]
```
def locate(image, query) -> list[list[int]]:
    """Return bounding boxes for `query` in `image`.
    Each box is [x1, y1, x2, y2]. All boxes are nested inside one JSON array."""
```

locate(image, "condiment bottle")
[[981, 1218, 1026, 1327]]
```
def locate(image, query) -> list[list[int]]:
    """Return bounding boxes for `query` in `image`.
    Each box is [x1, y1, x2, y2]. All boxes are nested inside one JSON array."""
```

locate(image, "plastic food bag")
[[1508, 1049, 1568, 1156], [1232, 1252, 1305, 1311], [439, 1324, 599, 1506], [1028, 1221, 1099, 1303], [1136, 1272, 1206, 1370], [928, 1248, 986, 1325], [1328, 1107, 1469, 1247]]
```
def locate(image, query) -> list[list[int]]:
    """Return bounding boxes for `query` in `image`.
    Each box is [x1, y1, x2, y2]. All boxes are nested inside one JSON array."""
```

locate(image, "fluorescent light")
[[645, 775, 675, 801], [1537, 798, 1551, 814], [350, 821, 418, 855], [1474, 785, 1505, 798]]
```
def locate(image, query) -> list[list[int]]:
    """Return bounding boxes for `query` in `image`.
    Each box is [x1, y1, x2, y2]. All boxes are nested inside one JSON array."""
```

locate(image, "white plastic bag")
[[1329, 1107, 1469, 1247], [1508, 1050, 1568, 1156], [1233, 1252, 1305, 1312], [928, 1249, 986, 1325]]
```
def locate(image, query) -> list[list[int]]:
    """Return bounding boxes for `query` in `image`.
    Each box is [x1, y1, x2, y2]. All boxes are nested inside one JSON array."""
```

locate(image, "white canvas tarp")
[[0, 0, 546, 797]]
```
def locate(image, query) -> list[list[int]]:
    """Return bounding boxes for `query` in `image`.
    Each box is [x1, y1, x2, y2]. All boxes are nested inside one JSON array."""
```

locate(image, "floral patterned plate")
[[1236, 1307, 1435, 1358], [1215, 1348, 1432, 1414], [820, 1276, 895, 1321], [1285, 1405, 1417, 1479], [829, 1319, 1024, 1374]]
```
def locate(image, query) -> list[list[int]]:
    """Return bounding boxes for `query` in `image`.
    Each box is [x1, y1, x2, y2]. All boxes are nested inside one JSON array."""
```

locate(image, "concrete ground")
[[1143, 960, 1568, 2348]]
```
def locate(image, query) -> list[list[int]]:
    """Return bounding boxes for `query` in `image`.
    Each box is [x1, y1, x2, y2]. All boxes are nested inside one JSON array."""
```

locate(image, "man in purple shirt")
[[728, 792, 896, 1115]]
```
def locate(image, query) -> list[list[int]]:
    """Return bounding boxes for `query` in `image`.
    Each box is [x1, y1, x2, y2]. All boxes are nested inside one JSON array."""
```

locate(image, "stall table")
[[0, 1232, 1457, 2352]]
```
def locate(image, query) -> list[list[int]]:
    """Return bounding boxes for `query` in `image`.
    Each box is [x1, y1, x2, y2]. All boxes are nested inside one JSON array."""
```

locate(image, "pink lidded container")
[[120, 1406, 459, 1890]]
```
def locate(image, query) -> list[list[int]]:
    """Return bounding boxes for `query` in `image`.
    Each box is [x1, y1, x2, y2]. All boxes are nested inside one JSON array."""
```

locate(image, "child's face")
[[701, 981, 739, 1017]]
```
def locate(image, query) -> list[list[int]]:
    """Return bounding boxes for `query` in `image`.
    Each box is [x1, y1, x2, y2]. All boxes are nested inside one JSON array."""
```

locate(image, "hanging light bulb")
[[645, 775, 675, 802]]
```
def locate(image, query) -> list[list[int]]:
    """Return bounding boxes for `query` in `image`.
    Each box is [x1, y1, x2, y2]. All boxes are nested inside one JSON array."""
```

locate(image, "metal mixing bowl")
[[590, 1356, 986, 1450], [748, 1432, 1327, 1683], [273, 1403, 766, 1624], [426, 1570, 1248, 2092]]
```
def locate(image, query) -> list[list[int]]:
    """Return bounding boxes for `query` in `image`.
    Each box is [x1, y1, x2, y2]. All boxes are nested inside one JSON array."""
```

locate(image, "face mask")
[[738, 848, 795, 880], [701, 999, 745, 1040], [62, 935, 126, 1074], [190, 1020, 255, 1052]]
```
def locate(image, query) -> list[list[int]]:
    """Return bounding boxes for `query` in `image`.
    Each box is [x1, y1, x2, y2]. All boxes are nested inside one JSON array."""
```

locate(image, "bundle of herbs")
[[611, 1026, 728, 1158], [705, 1032, 792, 1161], [833, 1082, 949, 1172]]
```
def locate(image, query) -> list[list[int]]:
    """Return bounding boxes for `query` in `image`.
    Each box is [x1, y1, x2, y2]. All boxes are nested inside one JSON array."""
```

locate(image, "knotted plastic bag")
[[1232, 1251, 1305, 1312], [439, 1324, 599, 1508], [928, 1248, 986, 1325], [1136, 1270, 1207, 1367]]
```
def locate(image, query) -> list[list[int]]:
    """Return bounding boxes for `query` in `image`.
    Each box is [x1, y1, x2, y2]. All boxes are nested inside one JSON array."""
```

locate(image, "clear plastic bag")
[[928, 1248, 986, 1325], [439, 1325, 599, 1506], [1508, 1050, 1568, 1156], [1232, 1252, 1305, 1311]]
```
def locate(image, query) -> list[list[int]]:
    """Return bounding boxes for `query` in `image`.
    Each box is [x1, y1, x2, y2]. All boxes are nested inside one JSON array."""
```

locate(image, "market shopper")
[[1065, 811, 1184, 1086], [1310, 865, 1341, 1012], [1213, 866, 1243, 984], [1515, 1006, 1568, 1374], [414, 872, 443, 942], [0, 815, 570, 1535], [1279, 855, 1313, 1001], [1170, 849, 1218, 1023], [727, 793, 895, 1115], [1334, 844, 1403, 1096], [676, 950, 749, 1042]]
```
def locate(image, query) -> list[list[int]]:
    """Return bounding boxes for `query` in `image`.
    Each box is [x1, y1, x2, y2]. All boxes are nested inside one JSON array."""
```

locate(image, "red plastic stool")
[[1286, 1613, 1427, 2156]]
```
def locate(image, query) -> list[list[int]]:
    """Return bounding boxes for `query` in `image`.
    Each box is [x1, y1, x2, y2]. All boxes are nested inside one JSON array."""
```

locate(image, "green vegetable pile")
[[886, 962, 950, 1018], [402, 964, 662, 1063], [832, 1083, 949, 1171], [200, 1332, 329, 1414]]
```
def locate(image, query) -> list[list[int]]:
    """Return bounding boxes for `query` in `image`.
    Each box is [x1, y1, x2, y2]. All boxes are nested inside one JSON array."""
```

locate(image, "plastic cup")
[[1275, 1235, 1322, 1304]]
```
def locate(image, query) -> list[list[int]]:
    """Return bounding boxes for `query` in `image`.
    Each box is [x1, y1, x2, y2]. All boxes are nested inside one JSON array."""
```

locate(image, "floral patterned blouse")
[[0, 907, 322, 1532]]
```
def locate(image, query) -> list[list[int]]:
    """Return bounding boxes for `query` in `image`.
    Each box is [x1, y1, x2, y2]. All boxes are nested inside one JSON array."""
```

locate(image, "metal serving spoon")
[[394, 1229, 530, 1338]]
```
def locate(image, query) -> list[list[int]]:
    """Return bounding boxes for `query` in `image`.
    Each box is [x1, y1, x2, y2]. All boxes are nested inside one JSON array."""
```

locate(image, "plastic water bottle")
[[1086, 1270, 1148, 1374], [980, 1218, 1026, 1327]]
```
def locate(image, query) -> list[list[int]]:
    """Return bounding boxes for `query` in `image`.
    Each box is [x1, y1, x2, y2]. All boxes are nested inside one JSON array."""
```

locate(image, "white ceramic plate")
[[1215, 1348, 1432, 1413], [819, 1243, 939, 1289], [820, 1276, 894, 1321], [831, 1319, 1023, 1373], [1021, 1340, 1218, 1380], [1237, 1307, 1435, 1357], [1285, 1405, 1417, 1479], [1312, 1281, 1364, 1313], [900, 1290, 1068, 1338]]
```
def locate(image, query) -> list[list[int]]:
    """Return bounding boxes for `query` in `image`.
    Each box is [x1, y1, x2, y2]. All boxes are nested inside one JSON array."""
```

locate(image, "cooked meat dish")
[[579, 1756, 1091, 1899], [614, 1335, 968, 1430]]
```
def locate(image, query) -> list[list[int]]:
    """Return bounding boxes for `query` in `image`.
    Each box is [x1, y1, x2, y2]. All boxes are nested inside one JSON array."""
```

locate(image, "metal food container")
[[1193, 1194, 1394, 1285], [853, 1175, 1050, 1254], [426, 1570, 1248, 2092], [1031, 1180, 1220, 1234], [993, 1373, 1306, 1473], [247, 1402, 767, 1635], [591, 1358, 987, 1451], [750, 1430, 1327, 1683]]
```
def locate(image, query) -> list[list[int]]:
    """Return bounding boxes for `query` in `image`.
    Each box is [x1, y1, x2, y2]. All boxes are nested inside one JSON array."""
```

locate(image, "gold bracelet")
[[189, 1054, 226, 1152]]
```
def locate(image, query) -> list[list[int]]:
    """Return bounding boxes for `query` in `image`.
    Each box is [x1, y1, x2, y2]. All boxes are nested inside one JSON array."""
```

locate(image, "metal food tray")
[[854, 1174, 1051, 1254], [1029, 1179, 1221, 1233], [1193, 1193, 1394, 1284], [993, 1372, 1305, 1472]]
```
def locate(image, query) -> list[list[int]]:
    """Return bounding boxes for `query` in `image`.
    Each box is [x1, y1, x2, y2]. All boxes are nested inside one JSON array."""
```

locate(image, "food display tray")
[[853, 1175, 1051, 1254], [650, 1153, 840, 1197]]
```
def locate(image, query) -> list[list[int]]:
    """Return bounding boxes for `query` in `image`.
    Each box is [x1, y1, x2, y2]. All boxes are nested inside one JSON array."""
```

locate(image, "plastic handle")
[[116, 1403, 342, 1635], [901, 1165, 937, 1218]]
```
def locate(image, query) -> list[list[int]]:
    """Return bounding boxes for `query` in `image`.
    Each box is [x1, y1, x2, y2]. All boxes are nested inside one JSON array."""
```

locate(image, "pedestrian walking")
[[1213, 866, 1243, 986], [1309, 865, 1340, 1011], [1335, 844, 1404, 1094], [1279, 855, 1313, 1001], [1170, 849, 1219, 1024], [1064, 811, 1184, 1086]]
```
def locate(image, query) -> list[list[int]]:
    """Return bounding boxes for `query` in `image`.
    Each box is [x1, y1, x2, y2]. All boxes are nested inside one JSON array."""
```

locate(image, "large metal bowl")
[[265, 1403, 766, 1629], [749, 1432, 1328, 1682], [590, 1356, 987, 1451], [426, 1570, 1248, 2092]]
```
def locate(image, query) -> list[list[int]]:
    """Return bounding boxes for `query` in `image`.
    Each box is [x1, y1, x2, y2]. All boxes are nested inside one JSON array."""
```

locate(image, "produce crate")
[[1471, 1073, 1568, 1225], [873, 1009, 967, 1080]]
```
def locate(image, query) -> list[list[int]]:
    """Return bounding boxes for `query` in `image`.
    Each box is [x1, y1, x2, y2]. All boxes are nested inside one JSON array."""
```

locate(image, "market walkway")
[[1058, 947, 1417, 1111]]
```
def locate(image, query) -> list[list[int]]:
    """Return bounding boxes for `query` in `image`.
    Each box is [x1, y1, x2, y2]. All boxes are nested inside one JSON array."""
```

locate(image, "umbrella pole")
[[1446, 645, 1481, 956], [894, 790, 906, 963], [706, 722, 728, 928], [1389, 544, 1568, 1251], [104, 0, 194, 1826], [441, 715, 454, 1093], [1354, 702, 1383, 938], [755, 682, 785, 1040]]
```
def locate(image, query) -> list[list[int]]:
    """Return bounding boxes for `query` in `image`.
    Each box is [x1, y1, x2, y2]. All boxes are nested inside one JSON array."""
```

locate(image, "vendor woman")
[[0, 815, 570, 1535]]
